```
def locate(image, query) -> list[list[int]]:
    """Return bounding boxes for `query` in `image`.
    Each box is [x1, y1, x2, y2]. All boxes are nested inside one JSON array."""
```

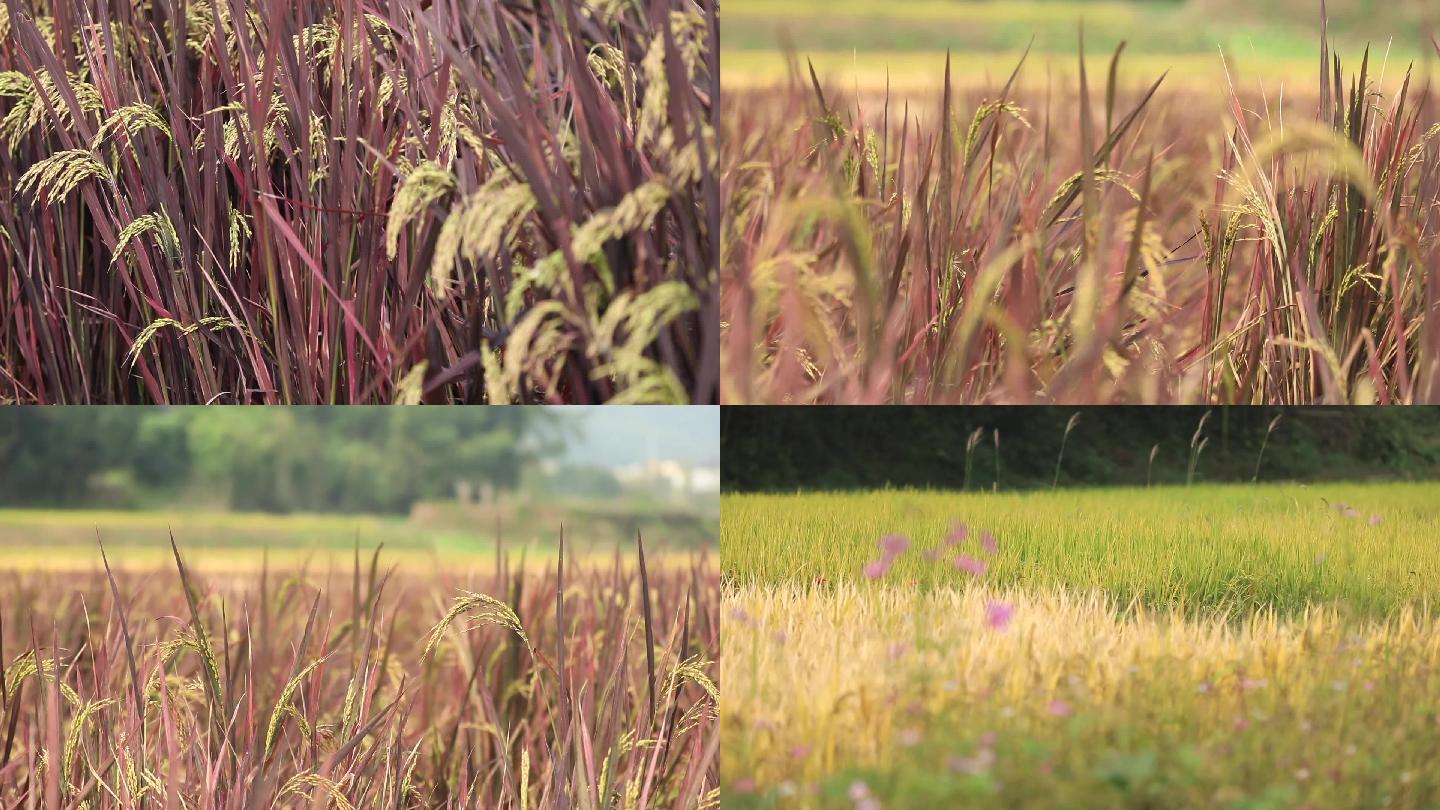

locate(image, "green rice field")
[[722, 483, 1440, 807]]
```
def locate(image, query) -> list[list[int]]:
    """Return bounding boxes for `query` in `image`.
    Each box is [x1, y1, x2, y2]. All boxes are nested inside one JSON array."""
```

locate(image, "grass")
[[721, 483, 1440, 806], [721, 484, 1440, 617], [0, 0, 718, 404], [0, 501, 720, 564], [0, 531, 719, 806], [721, 16, 1440, 403]]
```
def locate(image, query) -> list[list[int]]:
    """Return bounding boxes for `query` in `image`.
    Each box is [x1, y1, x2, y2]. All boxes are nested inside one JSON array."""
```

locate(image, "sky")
[[550, 406, 719, 468]]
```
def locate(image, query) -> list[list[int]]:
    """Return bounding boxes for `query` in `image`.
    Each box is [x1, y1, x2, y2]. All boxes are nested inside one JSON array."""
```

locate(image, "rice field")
[[721, 484, 1440, 807], [0, 532, 720, 806], [0, 0, 718, 404], [721, 13, 1440, 403]]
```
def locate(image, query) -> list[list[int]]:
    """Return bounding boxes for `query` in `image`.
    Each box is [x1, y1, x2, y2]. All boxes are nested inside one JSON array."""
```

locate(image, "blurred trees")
[[0, 408, 556, 512], [721, 407, 1440, 491]]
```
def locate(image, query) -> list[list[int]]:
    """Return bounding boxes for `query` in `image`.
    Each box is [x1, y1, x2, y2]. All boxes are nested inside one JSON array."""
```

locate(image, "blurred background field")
[[723, 0, 1439, 90], [0, 407, 719, 570]]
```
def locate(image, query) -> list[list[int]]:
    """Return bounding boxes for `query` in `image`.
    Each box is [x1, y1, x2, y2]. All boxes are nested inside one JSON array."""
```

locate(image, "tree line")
[[721, 407, 1440, 491], [0, 408, 557, 513]]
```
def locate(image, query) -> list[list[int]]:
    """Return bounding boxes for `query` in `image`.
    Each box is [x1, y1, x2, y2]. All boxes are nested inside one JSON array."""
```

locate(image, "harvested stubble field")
[[722, 484, 1440, 807], [0, 0, 717, 404], [721, 27, 1440, 404], [0, 536, 719, 807]]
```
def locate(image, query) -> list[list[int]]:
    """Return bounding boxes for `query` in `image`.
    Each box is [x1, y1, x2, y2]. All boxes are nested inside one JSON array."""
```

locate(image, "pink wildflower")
[[1047, 700, 1072, 718], [863, 560, 889, 580], [955, 555, 988, 576], [946, 523, 969, 546], [980, 530, 998, 555], [985, 601, 1014, 631], [1368, 515, 1383, 526], [878, 534, 910, 558], [948, 747, 996, 775]]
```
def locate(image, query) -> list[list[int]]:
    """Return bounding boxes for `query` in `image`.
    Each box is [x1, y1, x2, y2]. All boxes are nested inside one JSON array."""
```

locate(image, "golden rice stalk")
[[4, 651, 82, 707], [507, 179, 671, 319], [62, 698, 115, 791], [307, 112, 329, 189], [635, 34, 668, 151], [0, 71, 40, 152], [589, 281, 698, 403], [229, 207, 252, 271], [126, 317, 245, 368], [35, 71, 104, 133], [386, 160, 455, 260], [1042, 168, 1140, 222], [92, 103, 171, 151], [480, 341, 509, 404], [421, 591, 532, 664], [16, 148, 111, 206], [112, 210, 181, 266], [279, 772, 355, 810], [666, 654, 719, 704], [393, 361, 427, 405], [501, 301, 582, 397], [429, 171, 536, 298], [962, 100, 1031, 166], [265, 655, 330, 757]]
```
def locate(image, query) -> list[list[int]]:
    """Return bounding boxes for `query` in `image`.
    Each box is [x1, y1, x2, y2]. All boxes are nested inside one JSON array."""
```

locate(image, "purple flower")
[[863, 560, 890, 579], [985, 601, 1014, 631], [979, 531, 998, 555], [948, 747, 996, 774], [879, 534, 910, 558], [1368, 515, 1383, 526], [955, 555, 988, 577], [946, 523, 969, 546], [1046, 700, 1072, 718]]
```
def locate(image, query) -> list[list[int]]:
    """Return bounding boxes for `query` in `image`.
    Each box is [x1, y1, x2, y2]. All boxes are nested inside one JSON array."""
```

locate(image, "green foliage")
[[0, 408, 552, 513], [721, 482, 1440, 617], [721, 407, 1440, 491]]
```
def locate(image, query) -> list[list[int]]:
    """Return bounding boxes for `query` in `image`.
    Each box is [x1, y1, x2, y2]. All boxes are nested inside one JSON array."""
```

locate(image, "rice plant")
[[0, 0, 718, 403], [721, 14, 1440, 404], [0, 534, 720, 806], [722, 483, 1440, 807]]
